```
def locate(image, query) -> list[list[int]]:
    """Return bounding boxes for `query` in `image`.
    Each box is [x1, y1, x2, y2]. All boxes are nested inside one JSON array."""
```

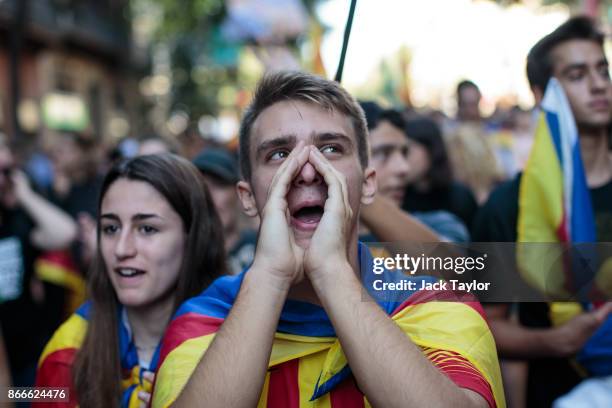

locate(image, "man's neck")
[[579, 127, 612, 188]]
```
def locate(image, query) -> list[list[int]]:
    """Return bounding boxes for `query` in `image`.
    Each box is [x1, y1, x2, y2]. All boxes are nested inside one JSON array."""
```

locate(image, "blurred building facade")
[[0, 0, 146, 151]]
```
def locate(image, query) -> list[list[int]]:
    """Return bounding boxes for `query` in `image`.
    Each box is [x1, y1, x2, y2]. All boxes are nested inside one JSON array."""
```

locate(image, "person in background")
[[48, 132, 102, 220], [360, 102, 469, 242], [36, 154, 227, 408], [0, 135, 77, 387], [444, 80, 506, 203], [456, 80, 484, 124], [192, 148, 257, 274], [473, 16, 612, 407], [401, 116, 479, 231]]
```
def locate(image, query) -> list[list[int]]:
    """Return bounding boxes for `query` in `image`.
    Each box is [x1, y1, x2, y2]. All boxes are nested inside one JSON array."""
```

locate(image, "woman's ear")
[[360, 167, 377, 205], [236, 181, 258, 217]]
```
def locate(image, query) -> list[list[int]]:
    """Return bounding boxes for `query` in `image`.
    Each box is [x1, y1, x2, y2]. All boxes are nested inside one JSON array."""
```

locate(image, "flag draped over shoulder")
[[152, 245, 505, 408], [36, 303, 158, 407], [517, 78, 612, 376]]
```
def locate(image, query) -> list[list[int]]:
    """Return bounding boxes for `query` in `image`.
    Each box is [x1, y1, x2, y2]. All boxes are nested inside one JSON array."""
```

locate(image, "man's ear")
[[360, 166, 377, 205], [236, 181, 258, 217]]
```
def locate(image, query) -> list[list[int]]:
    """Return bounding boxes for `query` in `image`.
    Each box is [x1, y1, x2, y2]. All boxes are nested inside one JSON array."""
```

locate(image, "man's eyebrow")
[[314, 132, 354, 146], [256, 135, 297, 159], [371, 143, 401, 151], [561, 63, 588, 75]]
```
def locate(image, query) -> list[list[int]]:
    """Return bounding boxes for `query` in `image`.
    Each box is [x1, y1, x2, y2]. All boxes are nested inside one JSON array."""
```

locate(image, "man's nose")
[[391, 151, 411, 177], [590, 69, 609, 92], [293, 161, 323, 187]]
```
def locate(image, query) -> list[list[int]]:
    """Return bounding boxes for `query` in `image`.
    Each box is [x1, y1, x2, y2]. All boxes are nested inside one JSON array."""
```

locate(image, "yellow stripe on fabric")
[[298, 350, 331, 408], [257, 373, 270, 408], [517, 113, 567, 297], [392, 302, 506, 408], [128, 387, 141, 408], [518, 113, 564, 241], [270, 333, 335, 367], [152, 334, 215, 408], [38, 313, 87, 367]]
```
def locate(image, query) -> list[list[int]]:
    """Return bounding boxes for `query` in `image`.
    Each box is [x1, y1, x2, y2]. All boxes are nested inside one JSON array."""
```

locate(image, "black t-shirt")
[[472, 174, 612, 407], [0, 207, 45, 383], [402, 181, 478, 229]]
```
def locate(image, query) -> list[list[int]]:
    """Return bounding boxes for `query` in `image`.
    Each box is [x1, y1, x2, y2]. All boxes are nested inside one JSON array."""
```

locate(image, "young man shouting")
[[152, 72, 504, 408]]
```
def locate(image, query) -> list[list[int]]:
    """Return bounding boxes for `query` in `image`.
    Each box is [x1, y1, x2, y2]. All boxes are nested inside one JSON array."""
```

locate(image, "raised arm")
[[174, 143, 311, 407], [360, 194, 440, 242], [12, 170, 77, 250]]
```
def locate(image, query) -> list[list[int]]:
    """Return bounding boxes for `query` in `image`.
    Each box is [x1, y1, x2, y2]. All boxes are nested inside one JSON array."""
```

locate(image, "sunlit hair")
[[73, 153, 226, 408], [527, 16, 604, 93], [239, 71, 369, 181]]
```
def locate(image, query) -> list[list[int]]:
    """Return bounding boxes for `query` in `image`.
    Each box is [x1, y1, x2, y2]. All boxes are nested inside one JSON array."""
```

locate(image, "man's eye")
[[567, 70, 584, 81], [320, 145, 341, 155], [101, 224, 119, 235], [269, 150, 289, 161], [598, 66, 610, 80]]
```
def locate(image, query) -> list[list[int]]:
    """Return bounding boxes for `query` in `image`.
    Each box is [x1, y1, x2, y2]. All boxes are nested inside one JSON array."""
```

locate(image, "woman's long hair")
[[73, 153, 227, 408], [405, 116, 453, 190]]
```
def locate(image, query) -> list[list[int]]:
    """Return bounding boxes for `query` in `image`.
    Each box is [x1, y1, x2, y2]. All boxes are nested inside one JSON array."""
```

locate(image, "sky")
[[317, 0, 572, 113]]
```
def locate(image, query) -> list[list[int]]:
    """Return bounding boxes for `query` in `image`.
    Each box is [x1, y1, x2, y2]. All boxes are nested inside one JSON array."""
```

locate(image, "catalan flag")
[[36, 303, 159, 407], [152, 244, 505, 408], [517, 77, 596, 296]]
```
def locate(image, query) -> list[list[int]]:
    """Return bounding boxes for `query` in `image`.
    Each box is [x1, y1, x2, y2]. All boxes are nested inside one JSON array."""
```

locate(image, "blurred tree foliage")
[[141, 0, 321, 121]]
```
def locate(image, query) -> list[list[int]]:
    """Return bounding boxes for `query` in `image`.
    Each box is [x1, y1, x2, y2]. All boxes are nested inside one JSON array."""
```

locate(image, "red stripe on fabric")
[[266, 359, 300, 408], [40, 348, 78, 366], [36, 352, 78, 407], [391, 289, 487, 322], [425, 348, 496, 408], [556, 208, 569, 242], [157, 312, 224, 367], [330, 376, 365, 408]]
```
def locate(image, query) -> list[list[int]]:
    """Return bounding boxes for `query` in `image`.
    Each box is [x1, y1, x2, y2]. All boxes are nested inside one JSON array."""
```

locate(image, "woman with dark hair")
[[401, 116, 479, 229], [36, 154, 227, 407]]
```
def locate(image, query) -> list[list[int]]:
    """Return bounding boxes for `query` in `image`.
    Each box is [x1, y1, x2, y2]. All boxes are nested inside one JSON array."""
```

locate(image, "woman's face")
[[405, 139, 431, 185], [100, 178, 185, 309]]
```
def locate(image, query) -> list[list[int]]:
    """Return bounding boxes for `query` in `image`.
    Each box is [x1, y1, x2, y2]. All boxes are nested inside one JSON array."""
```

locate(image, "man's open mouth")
[[293, 205, 324, 223], [290, 201, 325, 231]]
